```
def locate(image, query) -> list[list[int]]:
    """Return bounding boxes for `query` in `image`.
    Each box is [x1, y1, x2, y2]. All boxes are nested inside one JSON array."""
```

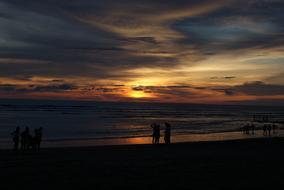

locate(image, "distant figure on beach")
[[20, 128, 27, 150], [272, 124, 278, 134], [267, 124, 272, 136], [263, 124, 267, 136], [242, 123, 250, 135], [241, 125, 246, 134], [34, 128, 43, 152], [155, 124, 160, 144], [251, 123, 255, 135], [164, 123, 171, 144], [151, 123, 156, 144], [21, 127, 30, 150], [246, 123, 251, 134], [151, 123, 160, 144], [11, 127, 20, 151]]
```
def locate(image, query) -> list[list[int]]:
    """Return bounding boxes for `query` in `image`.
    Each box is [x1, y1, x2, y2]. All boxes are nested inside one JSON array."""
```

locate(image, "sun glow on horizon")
[[128, 90, 154, 99]]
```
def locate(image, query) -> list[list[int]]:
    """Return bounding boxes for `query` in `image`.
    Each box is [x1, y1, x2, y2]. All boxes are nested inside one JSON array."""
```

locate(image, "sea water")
[[0, 99, 283, 148]]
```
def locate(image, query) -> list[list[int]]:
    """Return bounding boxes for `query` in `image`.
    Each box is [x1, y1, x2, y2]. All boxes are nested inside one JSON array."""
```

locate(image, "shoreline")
[[1, 129, 283, 150], [9, 136, 284, 150]]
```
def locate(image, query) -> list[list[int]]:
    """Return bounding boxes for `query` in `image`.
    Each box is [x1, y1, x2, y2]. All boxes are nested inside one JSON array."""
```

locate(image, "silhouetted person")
[[20, 129, 26, 150], [272, 124, 277, 134], [34, 128, 43, 152], [164, 123, 171, 144], [263, 125, 267, 136], [155, 124, 160, 144], [11, 127, 20, 151], [243, 123, 250, 134], [241, 125, 246, 134], [267, 125, 272, 136], [151, 123, 161, 144], [251, 123, 255, 135], [151, 123, 157, 144], [21, 127, 30, 150], [27, 128, 34, 150]]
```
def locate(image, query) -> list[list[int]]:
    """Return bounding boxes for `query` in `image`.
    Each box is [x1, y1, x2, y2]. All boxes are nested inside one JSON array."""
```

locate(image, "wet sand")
[[1, 137, 283, 189], [18, 130, 284, 148]]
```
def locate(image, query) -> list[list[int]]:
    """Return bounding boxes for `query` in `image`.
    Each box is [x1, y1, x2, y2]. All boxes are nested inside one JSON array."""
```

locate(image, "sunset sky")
[[0, 0, 284, 104]]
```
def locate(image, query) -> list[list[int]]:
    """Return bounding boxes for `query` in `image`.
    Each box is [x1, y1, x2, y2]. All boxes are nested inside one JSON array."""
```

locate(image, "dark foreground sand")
[[1, 138, 283, 189]]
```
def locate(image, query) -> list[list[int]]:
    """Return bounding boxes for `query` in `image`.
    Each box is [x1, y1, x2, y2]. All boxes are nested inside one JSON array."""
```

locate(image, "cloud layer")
[[0, 0, 284, 104]]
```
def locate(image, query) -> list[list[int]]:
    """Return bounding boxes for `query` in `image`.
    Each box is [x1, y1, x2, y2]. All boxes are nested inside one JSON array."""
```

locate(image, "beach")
[[1, 137, 283, 189]]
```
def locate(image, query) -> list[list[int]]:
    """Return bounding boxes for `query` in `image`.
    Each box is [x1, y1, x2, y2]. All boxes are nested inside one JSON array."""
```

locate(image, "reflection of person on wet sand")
[[11, 127, 20, 151]]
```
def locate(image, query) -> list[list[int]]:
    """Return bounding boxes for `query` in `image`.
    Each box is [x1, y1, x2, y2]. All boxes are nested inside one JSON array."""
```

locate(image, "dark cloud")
[[80, 85, 126, 94], [210, 76, 236, 80], [51, 79, 65, 83], [224, 76, 236, 79], [0, 83, 77, 93], [131, 85, 197, 97], [132, 85, 192, 92], [132, 86, 144, 91], [224, 81, 284, 96]]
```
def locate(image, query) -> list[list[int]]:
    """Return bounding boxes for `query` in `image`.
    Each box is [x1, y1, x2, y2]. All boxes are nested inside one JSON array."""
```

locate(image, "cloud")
[[0, 0, 230, 79], [175, 0, 284, 54], [0, 83, 77, 93], [224, 81, 284, 96], [210, 76, 236, 80], [0, 0, 283, 103]]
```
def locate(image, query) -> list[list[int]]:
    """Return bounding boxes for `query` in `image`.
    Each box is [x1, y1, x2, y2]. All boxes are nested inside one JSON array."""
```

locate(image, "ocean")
[[0, 99, 283, 148]]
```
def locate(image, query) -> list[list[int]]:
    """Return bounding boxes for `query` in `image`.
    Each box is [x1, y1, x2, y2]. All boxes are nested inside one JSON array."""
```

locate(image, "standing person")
[[267, 124, 272, 136], [151, 123, 157, 144], [21, 127, 30, 150], [11, 127, 20, 151], [241, 125, 246, 134], [20, 129, 26, 150], [34, 128, 43, 152], [246, 123, 250, 134], [164, 123, 171, 144], [251, 123, 255, 135], [26, 127, 33, 150], [263, 124, 267, 136], [155, 124, 160, 144], [272, 124, 277, 135]]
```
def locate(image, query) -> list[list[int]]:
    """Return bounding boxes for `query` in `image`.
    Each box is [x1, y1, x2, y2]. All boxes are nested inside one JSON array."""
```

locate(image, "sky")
[[0, 0, 284, 104]]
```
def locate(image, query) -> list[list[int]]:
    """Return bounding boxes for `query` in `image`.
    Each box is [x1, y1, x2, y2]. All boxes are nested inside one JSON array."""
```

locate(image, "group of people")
[[241, 123, 256, 134], [241, 123, 278, 136], [263, 124, 278, 136], [151, 122, 171, 144], [11, 127, 43, 152]]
